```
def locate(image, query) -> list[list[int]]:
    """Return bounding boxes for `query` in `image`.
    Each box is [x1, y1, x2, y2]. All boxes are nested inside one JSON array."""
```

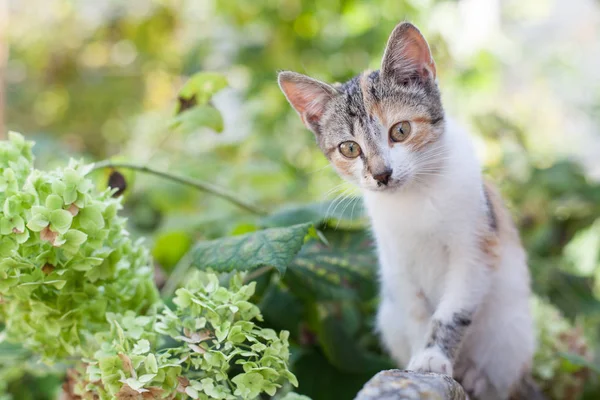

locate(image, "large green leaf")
[[285, 228, 377, 301], [190, 223, 313, 274], [318, 313, 393, 374], [259, 284, 304, 338]]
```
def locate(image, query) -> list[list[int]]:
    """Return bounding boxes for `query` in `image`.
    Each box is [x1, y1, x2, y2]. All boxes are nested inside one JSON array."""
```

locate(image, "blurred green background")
[[3, 0, 600, 399]]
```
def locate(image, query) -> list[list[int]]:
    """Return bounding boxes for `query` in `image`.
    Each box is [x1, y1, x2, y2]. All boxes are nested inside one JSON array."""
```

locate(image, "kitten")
[[278, 22, 535, 400]]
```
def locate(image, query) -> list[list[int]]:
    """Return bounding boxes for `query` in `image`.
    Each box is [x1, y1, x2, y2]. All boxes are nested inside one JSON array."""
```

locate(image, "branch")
[[355, 370, 467, 400], [89, 161, 266, 216]]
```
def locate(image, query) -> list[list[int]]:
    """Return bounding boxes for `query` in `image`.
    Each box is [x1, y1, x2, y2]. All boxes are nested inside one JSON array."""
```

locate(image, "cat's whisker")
[[416, 153, 450, 160], [417, 148, 448, 157], [334, 199, 350, 230], [417, 166, 447, 173], [307, 164, 333, 175], [324, 187, 352, 219], [415, 171, 446, 177], [335, 194, 359, 230], [327, 189, 354, 221], [349, 196, 361, 222], [414, 155, 450, 165], [324, 190, 346, 216], [322, 183, 347, 200]]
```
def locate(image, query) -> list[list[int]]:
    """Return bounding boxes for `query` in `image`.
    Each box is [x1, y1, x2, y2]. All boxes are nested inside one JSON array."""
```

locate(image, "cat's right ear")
[[278, 71, 338, 134], [381, 22, 436, 84]]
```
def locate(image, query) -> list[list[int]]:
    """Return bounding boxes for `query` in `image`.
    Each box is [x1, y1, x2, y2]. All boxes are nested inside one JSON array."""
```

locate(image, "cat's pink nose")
[[373, 169, 392, 185]]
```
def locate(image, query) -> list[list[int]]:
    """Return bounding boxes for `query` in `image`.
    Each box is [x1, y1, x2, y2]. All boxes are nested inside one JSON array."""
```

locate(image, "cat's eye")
[[389, 121, 411, 143], [338, 141, 362, 158]]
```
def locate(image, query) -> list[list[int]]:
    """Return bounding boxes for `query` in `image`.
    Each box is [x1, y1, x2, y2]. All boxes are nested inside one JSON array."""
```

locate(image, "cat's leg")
[[407, 238, 492, 377], [456, 257, 534, 399], [377, 286, 432, 367], [456, 308, 533, 400]]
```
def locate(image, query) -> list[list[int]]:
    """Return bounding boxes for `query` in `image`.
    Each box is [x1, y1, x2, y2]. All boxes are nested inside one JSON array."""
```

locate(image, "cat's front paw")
[[407, 347, 453, 376]]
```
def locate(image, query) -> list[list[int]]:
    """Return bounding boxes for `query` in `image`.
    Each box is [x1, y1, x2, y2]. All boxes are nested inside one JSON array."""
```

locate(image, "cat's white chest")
[[363, 190, 450, 305]]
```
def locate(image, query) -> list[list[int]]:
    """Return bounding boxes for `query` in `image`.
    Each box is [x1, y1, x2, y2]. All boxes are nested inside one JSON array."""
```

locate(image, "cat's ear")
[[381, 22, 436, 84], [278, 71, 338, 133]]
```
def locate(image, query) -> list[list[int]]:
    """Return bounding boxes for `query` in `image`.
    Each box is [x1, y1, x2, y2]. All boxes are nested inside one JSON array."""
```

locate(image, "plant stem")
[[90, 161, 266, 216]]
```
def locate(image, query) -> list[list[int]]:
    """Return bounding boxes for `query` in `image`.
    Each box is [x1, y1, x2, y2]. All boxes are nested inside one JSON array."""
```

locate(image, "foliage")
[[532, 297, 592, 400], [5, 0, 600, 399], [0, 133, 298, 399], [191, 223, 314, 275], [0, 132, 159, 362], [79, 272, 296, 399]]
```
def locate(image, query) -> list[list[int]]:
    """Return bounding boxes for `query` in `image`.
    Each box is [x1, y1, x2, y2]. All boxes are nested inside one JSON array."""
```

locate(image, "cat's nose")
[[373, 169, 393, 185]]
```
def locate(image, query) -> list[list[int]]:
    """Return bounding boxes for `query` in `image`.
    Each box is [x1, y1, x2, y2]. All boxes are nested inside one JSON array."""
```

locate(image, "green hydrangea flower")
[[0, 133, 300, 399], [85, 271, 298, 399], [0, 132, 159, 362]]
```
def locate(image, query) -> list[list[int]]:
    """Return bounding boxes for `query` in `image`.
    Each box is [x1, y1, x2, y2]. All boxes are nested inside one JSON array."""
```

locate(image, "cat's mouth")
[[367, 175, 410, 192]]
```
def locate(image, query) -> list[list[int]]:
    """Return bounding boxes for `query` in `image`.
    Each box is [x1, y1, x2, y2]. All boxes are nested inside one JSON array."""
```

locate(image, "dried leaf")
[[118, 353, 136, 378], [177, 95, 197, 114], [116, 384, 143, 400], [108, 170, 127, 197]]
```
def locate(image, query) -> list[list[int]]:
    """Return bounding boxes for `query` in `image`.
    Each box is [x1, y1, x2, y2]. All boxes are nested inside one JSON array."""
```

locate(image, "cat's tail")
[[509, 374, 547, 400]]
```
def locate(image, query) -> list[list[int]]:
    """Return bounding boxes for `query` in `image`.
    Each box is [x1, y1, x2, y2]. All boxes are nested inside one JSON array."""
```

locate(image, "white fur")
[[362, 118, 534, 399]]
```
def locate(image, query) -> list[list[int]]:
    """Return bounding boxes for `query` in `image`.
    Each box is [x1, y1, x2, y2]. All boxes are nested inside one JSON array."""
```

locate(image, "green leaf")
[[317, 313, 392, 374], [547, 271, 600, 317], [562, 220, 600, 277], [286, 228, 377, 301], [152, 231, 192, 270], [292, 349, 374, 400], [172, 104, 224, 133], [178, 72, 228, 106], [558, 352, 600, 375], [259, 285, 304, 338], [190, 223, 313, 274]]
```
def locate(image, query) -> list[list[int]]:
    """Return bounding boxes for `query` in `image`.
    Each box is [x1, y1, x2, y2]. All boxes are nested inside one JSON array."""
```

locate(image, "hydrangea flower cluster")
[[532, 297, 591, 399], [1, 133, 300, 399], [0, 132, 159, 361], [84, 272, 298, 399]]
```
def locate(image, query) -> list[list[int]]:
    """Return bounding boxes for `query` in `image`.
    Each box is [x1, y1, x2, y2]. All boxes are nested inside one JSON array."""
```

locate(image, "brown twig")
[[89, 161, 266, 216]]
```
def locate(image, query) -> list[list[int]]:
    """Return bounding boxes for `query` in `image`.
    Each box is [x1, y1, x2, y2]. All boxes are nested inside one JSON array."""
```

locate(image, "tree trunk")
[[355, 370, 467, 400]]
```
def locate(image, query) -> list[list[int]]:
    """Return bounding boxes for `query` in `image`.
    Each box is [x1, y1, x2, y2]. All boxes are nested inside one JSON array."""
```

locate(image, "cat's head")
[[278, 22, 445, 192]]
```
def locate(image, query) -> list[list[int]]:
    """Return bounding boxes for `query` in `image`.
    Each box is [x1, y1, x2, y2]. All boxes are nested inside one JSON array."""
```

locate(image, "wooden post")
[[355, 370, 467, 400]]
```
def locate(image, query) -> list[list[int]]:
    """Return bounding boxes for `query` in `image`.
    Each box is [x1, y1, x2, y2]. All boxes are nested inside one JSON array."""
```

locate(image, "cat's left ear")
[[278, 71, 338, 134], [381, 22, 436, 84]]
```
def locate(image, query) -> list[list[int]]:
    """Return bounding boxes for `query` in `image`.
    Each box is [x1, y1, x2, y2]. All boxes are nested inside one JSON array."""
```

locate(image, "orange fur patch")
[[479, 180, 526, 269], [480, 233, 501, 268]]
